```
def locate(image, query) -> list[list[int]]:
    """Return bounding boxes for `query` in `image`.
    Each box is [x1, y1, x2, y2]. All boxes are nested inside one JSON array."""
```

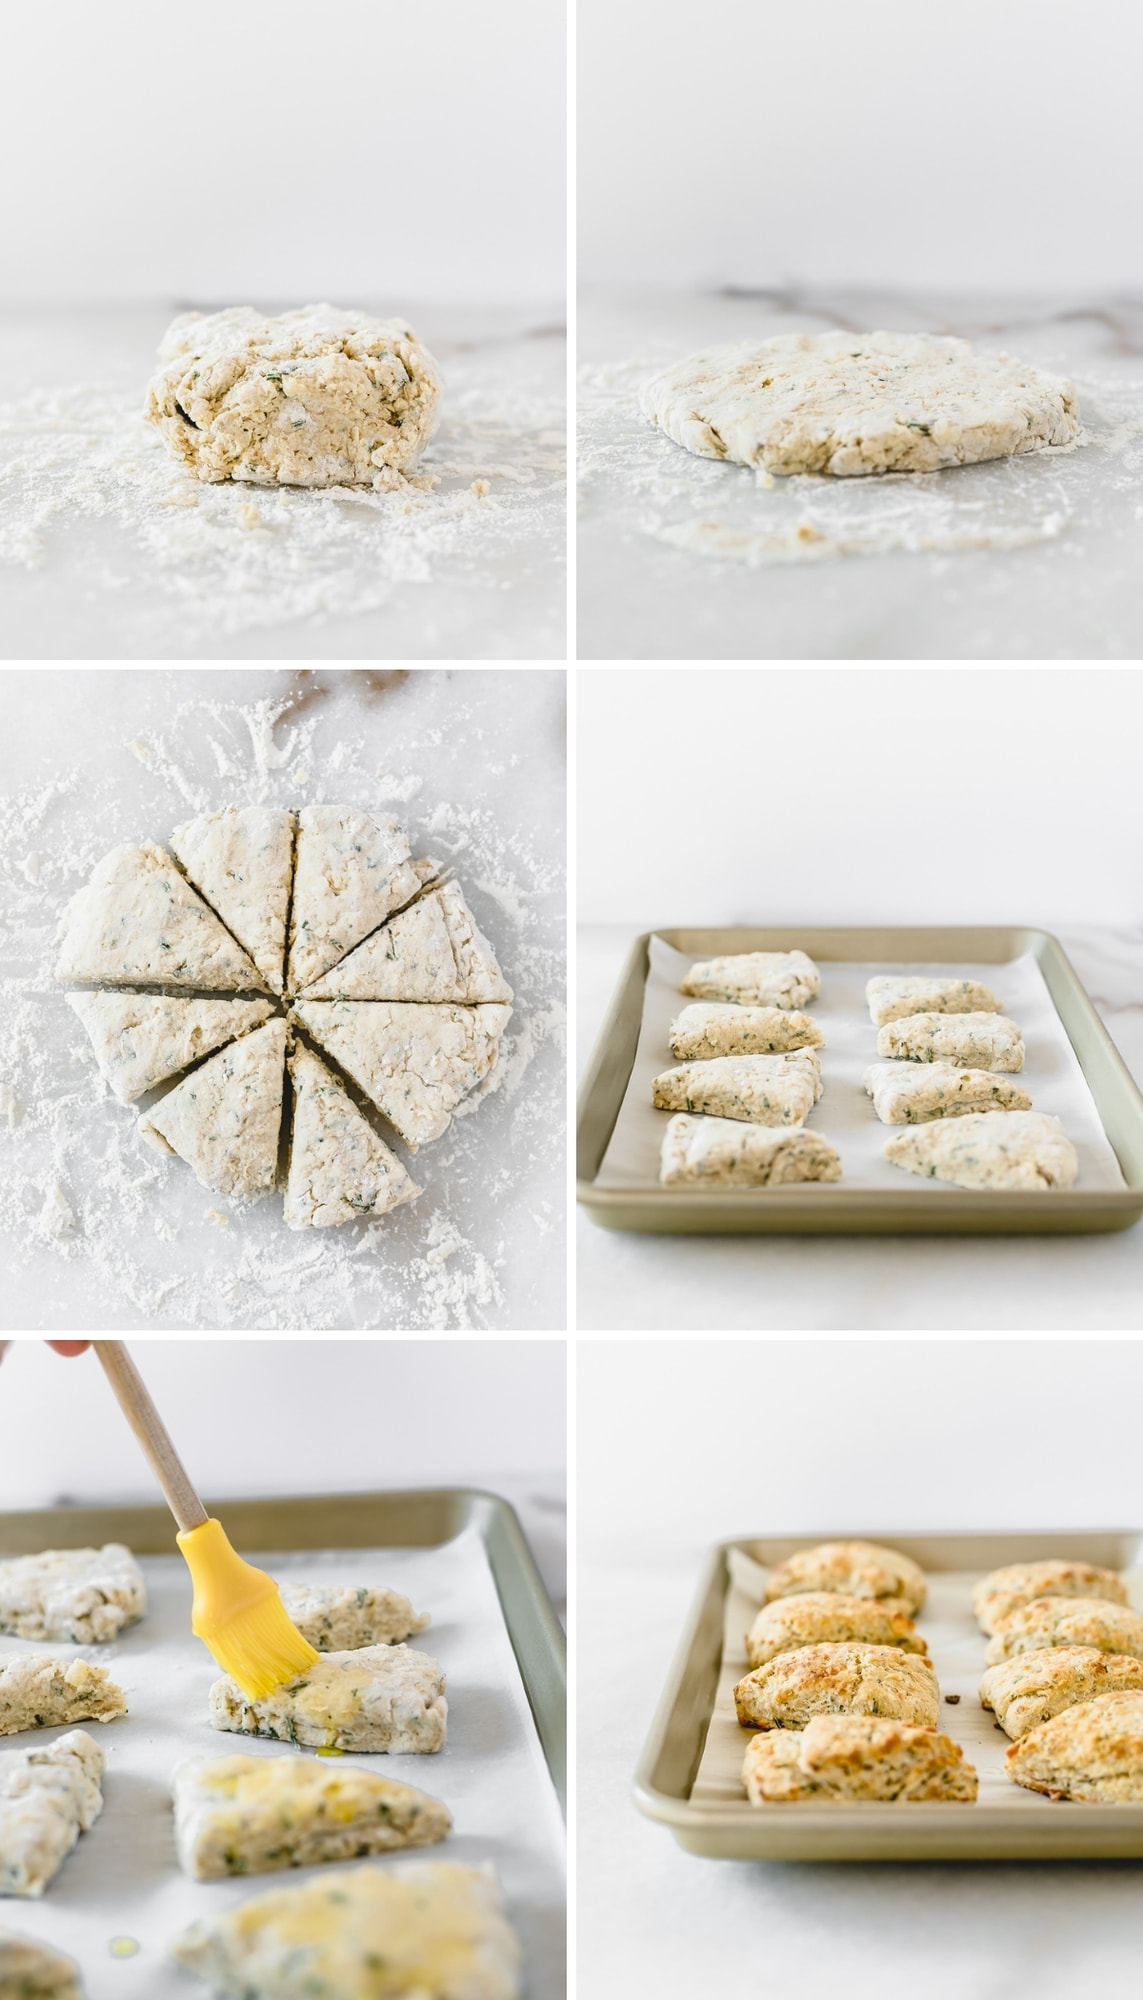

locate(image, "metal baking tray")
[[577, 925, 1143, 1233], [635, 1528, 1143, 1861]]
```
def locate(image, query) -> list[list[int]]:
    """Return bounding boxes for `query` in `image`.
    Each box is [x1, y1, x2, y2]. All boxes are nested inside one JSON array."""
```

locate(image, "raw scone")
[[652, 1051, 821, 1127], [54, 843, 265, 991], [866, 975, 1002, 1026], [279, 1584, 429, 1652], [764, 1540, 927, 1617], [172, 1754, 451, 1880], [287, 809, 423, 993], [209, 1645, 446, 1753], [293, 1001, 511, 1150], [138, 1019, 287, 1198], [66, 992, 274, 1106], [0, 1930, 83, 1997], [169, 1859, 522, 2000], [0, 1656, 125, 1737], [864, 1062, 1032, 1125], [0, 1545, 145, 1644], [302, 882, 511, 1006], [1005, 1690, 1143, 1801], [885, 1112, 1078, 1191], [986, 1597, 1143, 1666], [742, 1717, 976, 1803], [284, 1043, 421, 1229], [745, 1592, 928, 1670], [659, 1115, 840, 1187], [0, 1731, 104, 1897], [640, 330, 1078, 478], [680, 950, 820, 1008], [876, 1012, 1025, 1071], [144, 304, 443, 488], [171, 808, 295, 995], [972, 1560, 1128, 1636], [734, 1643, 939, 1732], [668, 1003, 822, 1059], [980, 1647, 1143, 1740]]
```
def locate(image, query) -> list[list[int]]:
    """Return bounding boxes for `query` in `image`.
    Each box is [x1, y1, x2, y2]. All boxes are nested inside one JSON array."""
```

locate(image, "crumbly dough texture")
[[876, 1012, 1025, 1071], [0, 1545, 145, 1644], [668, 1003, 822, 1059], [734, 1643, 939, 1732], [293, 1001, 511, 1150], [279, 1583, 429, 1652], [885, 1111, 1078, 1191], [0, 1656, 125, 1737], [680, 951, 820, 1008], [288, 809, 423, 994], [864, 1062, 1032, 1125], [303, 882, 512, 1005], [0, 1929, 83, 1998], [54, 843, 265, 991], [866, 976, 1002, 1026], [986, 1597, 1143, 1666], [67, 991, 274, 1105], [172, 1753, 451, 1881], [652, 1050, 822, 1127], [169, 1859, 522, 2000], [171, 808, 295, 995], [659, 1114, 840, 1187], [640, 330, 1079, 478], [284, 1043, 421, 1230], [145, 304, 443, 489], [139, 1020, 287, 1199], [209, 1645, 446, 1754], [0, 1731, 104, 1899], [764, 1541, 927, 1617], [972, 1561, 1128, 1636], [1005, 1690, 1143, 1802], [742, 1717, 976, 1803], [745, 1593, 928, 1670], [980, 1647, 1143, 1741]]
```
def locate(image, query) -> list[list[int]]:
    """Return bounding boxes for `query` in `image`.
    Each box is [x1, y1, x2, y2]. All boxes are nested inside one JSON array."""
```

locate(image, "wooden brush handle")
[[93, 1342, 208, 1535]]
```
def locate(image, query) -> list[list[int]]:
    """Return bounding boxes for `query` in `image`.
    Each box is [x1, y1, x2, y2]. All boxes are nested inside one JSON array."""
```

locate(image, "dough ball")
[[640, 330, 1078, 478], [145, 304, 443, 488]]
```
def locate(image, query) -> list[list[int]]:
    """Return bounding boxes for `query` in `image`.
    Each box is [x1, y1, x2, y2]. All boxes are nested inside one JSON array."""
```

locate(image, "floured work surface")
[[0, 1529, 564, 2000]]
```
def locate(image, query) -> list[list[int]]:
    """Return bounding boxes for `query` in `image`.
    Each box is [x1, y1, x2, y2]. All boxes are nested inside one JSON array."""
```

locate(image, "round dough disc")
[[639, 330, 1078, 478]]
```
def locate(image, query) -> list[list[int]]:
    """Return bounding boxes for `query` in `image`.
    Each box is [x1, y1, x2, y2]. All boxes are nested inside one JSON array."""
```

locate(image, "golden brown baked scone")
[[985, 1597, 1143, 1667], [980, 1646, 1143, 1740], [745, 1592, 928, 1669], [734, 1643, 939, 1732], [743, 1716, 977, 1803], [1005, 1690, 1143, 1801], [763, 1541, 927, 1617], [971, 1560, 1128, 1635]]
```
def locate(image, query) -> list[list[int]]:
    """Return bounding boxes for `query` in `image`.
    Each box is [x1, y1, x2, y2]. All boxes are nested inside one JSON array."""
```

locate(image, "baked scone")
[[279, 1583, 429, 1651], [659, 1115, 841, 1188], [0, 1545, 145, 1644], [680, 951, 821, 1009], [866, 976, 1002, 1027], [734, 1644, 939, 1731], [284, 1043, 421, 1229], [980, 1647, 1143, 1740], [668, 1004, 823, 1059], [743, 1716, 976, 1803], [67, 992, 276, 1105], [0, 1730, 105, 1897], [863, 1062, 1032, 1125], [0, 1929, 83, 1998], [171, 808, 295, 995], [986, 1597, 1143, 1667], [138, 1019, 287, 1199], [172, 1753, 451, 1879], [885, 1112, 1078, 1192], [876, 1012, 1025, 1071], [302, 882, 511, 1005], [745, 1592, 928, 1669], [0, 1656, 126, 1736], [292, 1001, 511, 1150], [763, 1540, 927, 1617], [652, 1051, 821, 1127], [972, 1560, 1128, 1635], [1005, 1690, 1143, 1801], [209, 1644, 446, 1753]]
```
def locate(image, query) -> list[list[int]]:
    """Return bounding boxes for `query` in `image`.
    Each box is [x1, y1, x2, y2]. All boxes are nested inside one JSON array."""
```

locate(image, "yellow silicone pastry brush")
[[93, 1341, 318, 1698]]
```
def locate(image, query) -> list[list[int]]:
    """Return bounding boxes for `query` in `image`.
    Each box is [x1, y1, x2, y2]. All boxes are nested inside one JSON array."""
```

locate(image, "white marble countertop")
[[577, 924, 1143, 1331], [578, 287, 1143, 660]]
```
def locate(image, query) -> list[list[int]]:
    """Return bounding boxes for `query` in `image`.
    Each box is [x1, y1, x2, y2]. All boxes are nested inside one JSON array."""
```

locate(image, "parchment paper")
[[1, 1525, 564, 1998], [594, 936, 1126, 1191]]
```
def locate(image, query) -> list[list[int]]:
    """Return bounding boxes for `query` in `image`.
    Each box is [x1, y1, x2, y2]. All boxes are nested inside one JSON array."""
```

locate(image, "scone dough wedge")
[[980, 1647, 1143, 1740], [302, 882, 511, 1005], [668, 1003, 822, 1059], [885, 1112, 1078, 1191], [287, 808, 422, 993], [285, 1043, 421, 1229], [172, 1753, 451, 1880], [764, 1540, 927, 1616], [0, 1544, 145, 1644], [210, 1644, 447, 1753], [1005, 1690, 1143, 1801], [171, 808, 295, 995], [680, 950, 820, 1009], [877, 1012, 1025, 1071], [54, 843, 266, 991], [0, 1930, 83, 1997], [735, 1643, 939, 1732], [972, 1560, 1128, 1636], [986, 1596, 1143, 1666], [743, 1717, 976, 1803], [279, 1583, 429, 1652], [0, 1656, 125, 1737], [745, 1592, 927, 1670], [660, 1114, 840, 1187], [652, 1051, 821, 1127], [169, 1859, 522, 2000], [864, 1062, 1032, 1125], [67, 991, 274, 1105], [866, 975, 1002, 1026], [0, 1730, 104, 1897], [139, 1019, 287, 1199], [293, 1001, 511, 1150]]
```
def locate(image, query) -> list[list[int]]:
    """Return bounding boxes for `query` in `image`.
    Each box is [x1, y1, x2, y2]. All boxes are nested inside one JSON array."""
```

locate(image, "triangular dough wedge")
[[54, 844, 266, 991], [67, 991, 274, 1104], [286, 1042, 421, 1229], [287, 809, 422, 993], [138, 1020, 287, 1197], [300, 882, 512, 1003], [293, 1001, 511, 1149], [170, 808, 294, 994]]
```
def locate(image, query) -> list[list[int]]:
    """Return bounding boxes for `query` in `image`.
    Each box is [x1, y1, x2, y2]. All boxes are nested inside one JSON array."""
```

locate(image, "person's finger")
[[47, 1341, 91, 1357]]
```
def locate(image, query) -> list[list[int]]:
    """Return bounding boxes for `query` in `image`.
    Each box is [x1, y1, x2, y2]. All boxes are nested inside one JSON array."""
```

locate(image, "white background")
[[579, 0, 1143, 289]]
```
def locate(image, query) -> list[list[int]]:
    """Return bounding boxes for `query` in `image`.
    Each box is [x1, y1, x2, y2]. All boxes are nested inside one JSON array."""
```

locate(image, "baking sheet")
[[0, 1525, 565, 1999], [595, 935, 1126, 1193]]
